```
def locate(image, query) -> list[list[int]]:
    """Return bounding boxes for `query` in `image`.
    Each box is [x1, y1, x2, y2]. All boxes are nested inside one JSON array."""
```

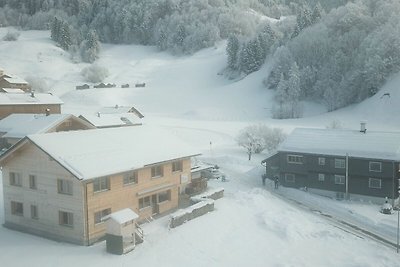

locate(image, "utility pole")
[[345, 153, 349, 200]]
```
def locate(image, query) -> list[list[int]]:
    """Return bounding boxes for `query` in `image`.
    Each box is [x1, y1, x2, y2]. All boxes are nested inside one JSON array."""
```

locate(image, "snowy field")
[[1, 29, 400, 266]]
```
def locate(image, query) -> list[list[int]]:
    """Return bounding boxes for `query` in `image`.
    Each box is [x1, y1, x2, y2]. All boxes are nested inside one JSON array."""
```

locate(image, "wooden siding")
[[86, 158, 191, 244], [272, 152, 399, 199], [1, 143, 86, 245]]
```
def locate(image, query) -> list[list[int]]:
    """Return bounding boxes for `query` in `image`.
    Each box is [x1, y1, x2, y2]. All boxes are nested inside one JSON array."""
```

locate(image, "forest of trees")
[[225, 0, 400, 117], [1, 0, 399, 116]]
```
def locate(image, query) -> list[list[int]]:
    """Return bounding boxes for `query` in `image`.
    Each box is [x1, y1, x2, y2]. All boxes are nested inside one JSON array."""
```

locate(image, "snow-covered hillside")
[[1, 29, 400, 266]]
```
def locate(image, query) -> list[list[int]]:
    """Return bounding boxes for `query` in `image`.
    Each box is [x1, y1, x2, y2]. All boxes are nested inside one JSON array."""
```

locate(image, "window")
[[123, 171, 138, 185], [287, 155, 303, 164], [9, 172, 22, 186], [318, 173, 325, 182], [57, 179, 73, 195], [59, 211, 73, 227], [369, 162, 382, 172], [369, 178, 382, 189], [139, 196, 151, 209], [11, 201, 23, 216], [29, 175, 37, 189], [172, 161, 183, 172], [318, 157, 325, 165], [93, 177, 110, 192], [335, 159, 345, 169], [151, 165, 163, 178], [285, 173, 295, 183], [94, 208, 111, 224], [158, 190, 171, 203], [31, 205, 38, 219], [334, 175, 345, 185]]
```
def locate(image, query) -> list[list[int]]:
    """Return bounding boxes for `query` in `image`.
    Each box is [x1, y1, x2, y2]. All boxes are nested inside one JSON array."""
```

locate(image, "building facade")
[[0, 127, 199, 245], [262, 128, 400, 203]]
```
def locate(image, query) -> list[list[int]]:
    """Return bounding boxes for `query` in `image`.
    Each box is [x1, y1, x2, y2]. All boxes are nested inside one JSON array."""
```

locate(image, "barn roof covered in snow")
[[278, 128, 400, 160]]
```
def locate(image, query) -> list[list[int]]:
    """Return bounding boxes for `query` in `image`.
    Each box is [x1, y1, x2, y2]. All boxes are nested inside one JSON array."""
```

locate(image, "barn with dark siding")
[[262, 125, 400, 204]]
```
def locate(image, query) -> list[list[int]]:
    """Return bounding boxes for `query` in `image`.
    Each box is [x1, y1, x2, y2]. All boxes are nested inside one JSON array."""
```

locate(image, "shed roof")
[[108, 209, 139, 224], [0, 114, 75, 138], [1, 88, 25, 93], [8, 126, 200, 180], [0, 92, 63, 105], [2, 75, 28, 84], [278, 128, 400, 161]]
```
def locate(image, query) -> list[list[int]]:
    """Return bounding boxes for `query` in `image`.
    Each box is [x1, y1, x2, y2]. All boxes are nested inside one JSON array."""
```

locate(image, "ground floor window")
[[139, 196, 151, 209], [334, 175, 345, 185], [31, 205, 38, 219], [368, 178, 382, 189], [11, 201, 23, 216], [318, 173, 325, 182], [94, 208, 111, 224], [285, 173, 295, 183], [158, 190, 171, 203], [59, 211, 73, 227]]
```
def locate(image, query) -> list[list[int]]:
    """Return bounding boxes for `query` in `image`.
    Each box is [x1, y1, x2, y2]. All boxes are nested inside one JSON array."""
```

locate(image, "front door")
[[152, 194, 158, 215]]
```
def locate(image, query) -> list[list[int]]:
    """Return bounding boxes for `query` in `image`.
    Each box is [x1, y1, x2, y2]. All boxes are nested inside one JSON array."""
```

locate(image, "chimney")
[[45, 108, 50, 116], [97, 112, 101, 118], [360, 121, 367, 133], [30, 91, 35, 98]]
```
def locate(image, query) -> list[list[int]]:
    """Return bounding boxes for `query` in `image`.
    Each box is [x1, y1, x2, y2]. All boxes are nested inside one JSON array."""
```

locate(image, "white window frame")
[[151, 165, 164, 178], [369, 162, 382, 172], [139, 196, 151, 209], [57, 179, 73, 195], [318, 157, 325, 166], [59, 211, 73, 227], [29, 175, 37, 189], [285, 173, 295, 183], [93, 176, 110, 192], [318, 173, 325, 182], [287, 155, 303, 164], [9, 172, 22, 187], [334, 175, 345, 185], [368, 178, 382, 189], [123, 171, 138, 185], [94, 208, 111, 225], [334, 159, 345, 169]]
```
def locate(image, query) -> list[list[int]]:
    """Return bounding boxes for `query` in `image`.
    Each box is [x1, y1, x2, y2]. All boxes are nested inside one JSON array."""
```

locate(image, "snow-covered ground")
[[1, 29, 400, 266]]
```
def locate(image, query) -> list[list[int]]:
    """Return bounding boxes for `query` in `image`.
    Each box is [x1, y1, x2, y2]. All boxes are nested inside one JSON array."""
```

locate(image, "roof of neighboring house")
[[1, 88, 25, 93], [79, 113, 140, 128], [98, 105, 144, 118], [278, 128, 400, 161], [0, 92, 63, 105], [2, 75, 28, 84], [1, 126, 200, 180], [0, 114, 90, 139]]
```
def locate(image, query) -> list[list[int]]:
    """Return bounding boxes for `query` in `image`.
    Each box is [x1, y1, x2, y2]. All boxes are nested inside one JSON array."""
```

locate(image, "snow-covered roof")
[[278, 128, 400, 161], [2, 75, 28, 84], [1, 88, 25, 93], [23, 126, 200, 180], [79, 113, 140, 128], [107, 208, 139, 224], [0, 114, 72, 138], [0, 92, 63, 105], [98, 105, 144, 118]]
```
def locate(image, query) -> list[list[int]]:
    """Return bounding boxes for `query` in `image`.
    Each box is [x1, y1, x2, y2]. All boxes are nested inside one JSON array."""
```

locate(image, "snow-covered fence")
[[169, 200, 214, 228], [190, 188, 224, 203]]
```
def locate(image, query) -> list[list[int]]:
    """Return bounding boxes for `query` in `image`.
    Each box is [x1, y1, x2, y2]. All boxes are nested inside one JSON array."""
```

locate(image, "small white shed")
[[105, 208, 141, 255]]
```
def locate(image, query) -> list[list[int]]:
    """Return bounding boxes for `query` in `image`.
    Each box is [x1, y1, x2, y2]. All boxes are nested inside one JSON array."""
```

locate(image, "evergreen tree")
[[59, 22, 72, 50], [50, 16, 61, 42], [226, 35, 240, 70], [81, 30, 100, 63]]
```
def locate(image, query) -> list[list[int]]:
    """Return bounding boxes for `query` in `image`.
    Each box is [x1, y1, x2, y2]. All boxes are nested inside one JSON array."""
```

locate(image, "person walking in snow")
[[274, 175, 279, 189]]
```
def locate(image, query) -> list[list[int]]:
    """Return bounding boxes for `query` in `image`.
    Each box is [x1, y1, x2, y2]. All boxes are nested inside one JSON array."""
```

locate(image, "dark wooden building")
[[262, 127, 400, 203]]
